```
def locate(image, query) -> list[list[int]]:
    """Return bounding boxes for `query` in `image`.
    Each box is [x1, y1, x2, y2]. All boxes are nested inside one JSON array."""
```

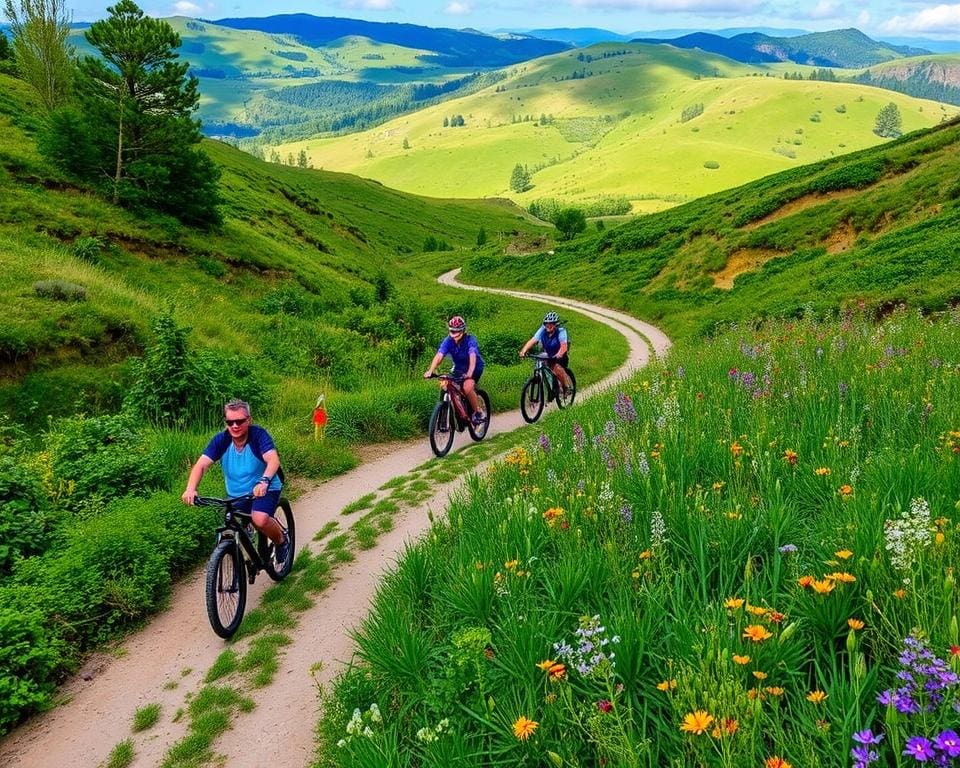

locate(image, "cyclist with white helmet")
[[519, 310, 573, 394], [423, 315, 486, 425]]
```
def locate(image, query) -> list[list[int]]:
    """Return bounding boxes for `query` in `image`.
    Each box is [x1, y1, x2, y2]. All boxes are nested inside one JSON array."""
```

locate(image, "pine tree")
[[874, 102, 902, 138], [509, 163, 531, 193], [73, 0, 220, 225]]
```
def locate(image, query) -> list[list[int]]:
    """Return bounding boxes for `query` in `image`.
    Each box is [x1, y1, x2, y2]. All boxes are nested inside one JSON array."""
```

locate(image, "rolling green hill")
[[280, 42, 957, 212], [460, 115, 960, 338], [0, 71, 578, 434], [854, 53, 960, 106]]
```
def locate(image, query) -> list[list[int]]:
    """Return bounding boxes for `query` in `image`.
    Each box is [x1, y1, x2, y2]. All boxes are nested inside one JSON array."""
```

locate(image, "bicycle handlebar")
[[192, 494, 255, 508]]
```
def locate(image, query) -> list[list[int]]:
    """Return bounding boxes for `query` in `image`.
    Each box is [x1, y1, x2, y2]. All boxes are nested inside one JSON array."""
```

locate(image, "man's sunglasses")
[[224, 418, 248, 427]]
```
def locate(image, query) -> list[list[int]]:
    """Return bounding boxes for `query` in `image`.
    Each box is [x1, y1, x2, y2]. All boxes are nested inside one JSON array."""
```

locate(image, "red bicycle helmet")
[[448, 315, 466, 332]]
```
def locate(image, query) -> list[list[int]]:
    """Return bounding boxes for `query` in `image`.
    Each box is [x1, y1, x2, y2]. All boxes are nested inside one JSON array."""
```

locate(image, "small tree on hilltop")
[[874, 102, 902, 139], [3, 0, 74, 110], [554, 207, 586, 241], [510, 163, 531, 193]]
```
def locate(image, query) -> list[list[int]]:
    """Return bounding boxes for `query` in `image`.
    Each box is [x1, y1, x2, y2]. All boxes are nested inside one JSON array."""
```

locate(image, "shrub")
[[32, 280, 86, 302], [703, 160, 720, 170], [0, 606, 62, 734], [72, 236, 104, 262], [41, 413, 168, 512], [482, 330, 529, 366], [0, 456, 56, 574]]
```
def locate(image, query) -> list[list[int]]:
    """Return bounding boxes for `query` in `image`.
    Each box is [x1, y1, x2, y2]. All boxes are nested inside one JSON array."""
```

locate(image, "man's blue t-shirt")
[[437, 333, 484, 377], [203, 425, 283, 497], [534, 325, 569, 357]]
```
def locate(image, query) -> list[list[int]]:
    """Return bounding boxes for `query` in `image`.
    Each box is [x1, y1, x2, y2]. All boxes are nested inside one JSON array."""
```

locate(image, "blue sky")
[[68, 0, 960, 39]]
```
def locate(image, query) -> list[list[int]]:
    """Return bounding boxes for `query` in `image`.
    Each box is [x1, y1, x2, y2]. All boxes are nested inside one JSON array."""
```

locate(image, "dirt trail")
[[0, 271, 670, 768]]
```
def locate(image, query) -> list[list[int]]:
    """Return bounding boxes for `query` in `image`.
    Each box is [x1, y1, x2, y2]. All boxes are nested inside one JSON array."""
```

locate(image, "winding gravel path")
[[0, 270, 670, 768]]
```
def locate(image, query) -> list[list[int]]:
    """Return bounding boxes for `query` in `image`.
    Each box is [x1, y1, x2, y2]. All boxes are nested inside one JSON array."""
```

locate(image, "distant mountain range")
[[211, 14, 570, 67], [634, 28, 930, 68]]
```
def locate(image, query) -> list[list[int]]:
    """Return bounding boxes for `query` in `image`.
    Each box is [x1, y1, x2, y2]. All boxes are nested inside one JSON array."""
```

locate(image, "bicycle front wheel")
[[468, 389, 491, 441], [206, 539, 247, 639], [264, 497, 296, 581], [556, 368, 577, 409], [429, 400, 456, 457], [520, 375, 544, 423]]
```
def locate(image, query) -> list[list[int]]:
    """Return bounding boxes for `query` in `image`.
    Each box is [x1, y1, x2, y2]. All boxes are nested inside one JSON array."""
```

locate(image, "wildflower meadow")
[[316, 306, 960, 767]]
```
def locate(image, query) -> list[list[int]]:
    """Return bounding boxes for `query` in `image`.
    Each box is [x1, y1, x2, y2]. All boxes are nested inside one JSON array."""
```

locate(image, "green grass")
[[282, 42, 958, 209], [318, 307, 960, 767], [101, 739, 134, 768], [131, 703, 161, 733], [341, 492, 377, 515]]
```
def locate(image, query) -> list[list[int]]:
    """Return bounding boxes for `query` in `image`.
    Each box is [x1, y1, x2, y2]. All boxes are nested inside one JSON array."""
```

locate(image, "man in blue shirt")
[[519, 310, 573, 394], [182, 399, 289, 563], [423, 315, 485, 424]]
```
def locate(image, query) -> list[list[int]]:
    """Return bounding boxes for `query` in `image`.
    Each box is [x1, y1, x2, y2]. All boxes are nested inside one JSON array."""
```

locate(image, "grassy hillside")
[[282, 42, 957, 211], [0, 71, 632, 438], [853, 54, 960, 106], [460, 116, 960, 338]]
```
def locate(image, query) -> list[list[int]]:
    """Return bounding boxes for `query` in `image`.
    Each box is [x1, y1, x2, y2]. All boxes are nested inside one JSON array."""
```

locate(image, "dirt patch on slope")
[[711, 248, 783, 289], [742, 189, 859, 231]]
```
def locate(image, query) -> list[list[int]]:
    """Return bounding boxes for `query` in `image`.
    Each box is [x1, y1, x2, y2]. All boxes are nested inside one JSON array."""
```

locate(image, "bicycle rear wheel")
[[263, 498, 296, 581], [468, 389, 491, 441], [520, 375, 544, 423], [556, 368, 577, 409], [206, 539, 247, 639], [429, 400, 456, 457]]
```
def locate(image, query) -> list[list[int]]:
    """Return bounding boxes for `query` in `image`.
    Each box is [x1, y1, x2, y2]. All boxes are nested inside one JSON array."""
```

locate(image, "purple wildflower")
[[538, 433, 551, 453], [935, 730, 960, 758], [572, 422, 585, 452], [613, 391, 637, 422], [903, 736, 935, 761], [620, 504, 633, 524], [853, 730, 884, 745], [851, 745, 879, 767], [778, 544, 798, 554]]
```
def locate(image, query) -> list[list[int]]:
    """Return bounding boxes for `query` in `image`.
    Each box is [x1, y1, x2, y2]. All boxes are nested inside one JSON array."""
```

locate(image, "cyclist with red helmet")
[[423, 315, 485, 424], [519, 310, 573, 394]]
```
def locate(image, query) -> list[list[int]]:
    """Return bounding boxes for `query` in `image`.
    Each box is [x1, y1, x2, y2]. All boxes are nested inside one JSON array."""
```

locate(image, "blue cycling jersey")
[[437, 333, 484, 377], [534, 325, 569, 357]]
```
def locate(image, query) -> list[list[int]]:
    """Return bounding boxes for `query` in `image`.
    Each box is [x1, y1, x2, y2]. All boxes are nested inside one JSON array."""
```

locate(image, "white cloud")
[[340, 0, 397, 10], [173, 0, 202, 13], [569, 0, 762, 13], [857, 10, 870, 27], [808, 0, 840, 19], [880, 4, 960, 34], [446, 1, 472, 12]]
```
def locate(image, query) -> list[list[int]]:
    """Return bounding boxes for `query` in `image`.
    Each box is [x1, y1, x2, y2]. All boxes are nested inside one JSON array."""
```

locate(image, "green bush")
[[72, 236, 104, 263], [482, 329, 528, 366], [43, 413, 168, 512], [703, 160, 720, 170], [0, 606, 62, 734], [32, 280, 86, 302], [0, 456, 56, 574]]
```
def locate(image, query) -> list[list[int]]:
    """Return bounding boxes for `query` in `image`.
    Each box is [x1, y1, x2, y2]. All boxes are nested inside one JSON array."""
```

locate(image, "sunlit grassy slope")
[[461, 115, 960, 338], [280, 43, 957, 211]]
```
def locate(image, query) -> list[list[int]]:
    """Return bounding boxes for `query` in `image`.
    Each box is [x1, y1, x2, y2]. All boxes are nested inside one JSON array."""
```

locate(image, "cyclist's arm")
[[424, 351, 445, 378], [254, 449, 281, 497], [519, 336, 539, 356], [557, 341, 568, 357], [182, 454, 214, 505], [465, 352, 476, 379]]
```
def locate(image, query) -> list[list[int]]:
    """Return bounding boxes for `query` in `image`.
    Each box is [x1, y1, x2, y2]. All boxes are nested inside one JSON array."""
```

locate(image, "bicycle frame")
[[435, 374, 470, 426], [198, 496, 269, 579]]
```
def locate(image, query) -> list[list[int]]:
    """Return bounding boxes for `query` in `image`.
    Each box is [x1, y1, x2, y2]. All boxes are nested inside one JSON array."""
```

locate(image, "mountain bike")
[[193, 494, 296, 639], [520, 353, 577, 423], [427, 373, 491, 457]]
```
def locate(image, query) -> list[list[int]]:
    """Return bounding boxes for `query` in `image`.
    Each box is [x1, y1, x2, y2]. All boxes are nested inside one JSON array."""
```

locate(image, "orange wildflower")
[[839, 485, 854, 497], [806, 690, 828, 704], [656, 679, 677, 691], [811, 579, 836, 594], [747, 604, 768, 616], [783, 449, 798, 465], [798, 575, 814, 589], [765, 686, 785, 696], [766, 757, 793, 768], [680, 710, 714, 735], [732, 654, 751, 665], [513, 716, 539, 740], [835, 549, 853, 559], [753, 670, 768, 680], [769, 610, 786, 623], [731, 441, 744, 457], [724, 597, 745, 610], [639, 549, 652, 560], [848, 618, 865, 631], [814, 467, 831, 476], [828, 572, 856, 583], [893, 588, 907, 599], [743, 624, 773, 642]]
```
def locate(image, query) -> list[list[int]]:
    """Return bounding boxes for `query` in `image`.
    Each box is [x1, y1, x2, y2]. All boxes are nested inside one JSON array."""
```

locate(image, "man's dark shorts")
[[240, 489, 281, 516]]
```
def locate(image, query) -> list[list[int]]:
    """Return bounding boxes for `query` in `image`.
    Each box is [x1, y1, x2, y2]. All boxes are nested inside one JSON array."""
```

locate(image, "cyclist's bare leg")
[[463, 378, 481, 413], [550, 362, 571, 390], [252, 510, 284, 545]]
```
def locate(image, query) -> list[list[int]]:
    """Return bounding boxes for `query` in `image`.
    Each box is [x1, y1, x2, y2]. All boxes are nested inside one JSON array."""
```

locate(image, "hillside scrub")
[[318, 306, 960, 767]]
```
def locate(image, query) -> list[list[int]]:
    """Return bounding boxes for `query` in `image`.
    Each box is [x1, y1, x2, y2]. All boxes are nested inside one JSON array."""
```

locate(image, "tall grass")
[[318, 306, 960, 767]]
